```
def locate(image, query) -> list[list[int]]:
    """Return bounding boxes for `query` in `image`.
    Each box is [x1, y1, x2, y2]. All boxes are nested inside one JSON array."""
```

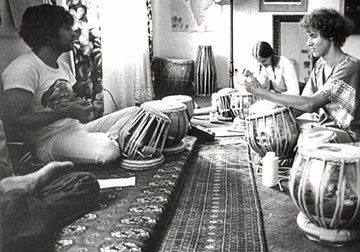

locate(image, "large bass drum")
[[153, 57, 195, 96]]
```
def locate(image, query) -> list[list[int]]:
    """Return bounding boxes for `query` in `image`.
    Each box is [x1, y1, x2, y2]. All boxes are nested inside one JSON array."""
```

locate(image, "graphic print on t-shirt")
[[41, 79, 74, 110]]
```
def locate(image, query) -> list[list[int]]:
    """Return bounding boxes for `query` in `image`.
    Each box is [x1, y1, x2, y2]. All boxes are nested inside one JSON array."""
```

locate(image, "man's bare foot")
[[0, 161, 74, 194]]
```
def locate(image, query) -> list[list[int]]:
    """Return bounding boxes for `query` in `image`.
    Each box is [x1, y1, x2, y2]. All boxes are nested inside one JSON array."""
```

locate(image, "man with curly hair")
[[243, 8, 360, 142], [1, 4, 139, 165]]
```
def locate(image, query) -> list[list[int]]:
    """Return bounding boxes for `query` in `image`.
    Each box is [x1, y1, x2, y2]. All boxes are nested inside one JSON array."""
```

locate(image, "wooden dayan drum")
[[141, 100, 189, 154], [118, 106, 170, 170], [230, 91, 256, 129]]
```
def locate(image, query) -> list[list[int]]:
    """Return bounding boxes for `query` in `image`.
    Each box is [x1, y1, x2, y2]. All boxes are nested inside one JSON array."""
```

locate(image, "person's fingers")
[[43, 161, 74, 170]]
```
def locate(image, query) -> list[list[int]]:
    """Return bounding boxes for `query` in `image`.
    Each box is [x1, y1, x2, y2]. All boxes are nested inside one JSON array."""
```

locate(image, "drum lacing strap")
[[298, 155, 319, 226], [145, 116, 168, 156], [132, 112, 152, 158], [346, 159, 360, 229], [330, 158, 346, 229], [118, 109, 144, 157]]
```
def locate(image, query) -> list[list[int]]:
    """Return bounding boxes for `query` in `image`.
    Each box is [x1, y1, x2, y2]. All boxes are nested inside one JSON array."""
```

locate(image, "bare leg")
[[0, 161, 74, 194]]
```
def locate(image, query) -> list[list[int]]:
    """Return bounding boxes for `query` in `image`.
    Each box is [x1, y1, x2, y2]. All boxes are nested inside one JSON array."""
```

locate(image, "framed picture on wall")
[[260, 0, 308, 12]]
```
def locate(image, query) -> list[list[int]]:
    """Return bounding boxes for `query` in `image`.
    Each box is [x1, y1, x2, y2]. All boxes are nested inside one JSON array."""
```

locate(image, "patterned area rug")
[[51, 136, 198, 252], [157, 137, 267, 252]]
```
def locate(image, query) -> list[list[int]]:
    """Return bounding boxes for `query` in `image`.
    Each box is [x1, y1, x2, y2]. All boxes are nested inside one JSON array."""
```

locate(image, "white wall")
[[0, 0, 30, 91], [1, 0, 359, 94], [0, 0, 71, 93], [152, 0, 360, 89]]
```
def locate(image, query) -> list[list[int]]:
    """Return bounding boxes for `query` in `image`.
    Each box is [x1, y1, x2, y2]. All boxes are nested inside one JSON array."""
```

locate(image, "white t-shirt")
[[257, 56, 299, 95], [2, 51, 82, 143]]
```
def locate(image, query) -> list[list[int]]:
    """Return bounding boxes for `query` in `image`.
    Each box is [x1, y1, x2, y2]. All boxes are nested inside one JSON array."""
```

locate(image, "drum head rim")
[[302, 130, 337, 141], [299, 143, 360, 160], [297, 130, 337, 147], [246, 106, 290, 119], [139, 105, 171, 122], [231, 91, 253, 97], [162, 95, 193, 103], [217, 88, 235, 96], [154, 57, 194, 64], [142, 100, 187, 113]]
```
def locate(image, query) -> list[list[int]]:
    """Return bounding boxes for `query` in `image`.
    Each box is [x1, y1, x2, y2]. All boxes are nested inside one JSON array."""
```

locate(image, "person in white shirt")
[[2, 4, 139, 165], [251, 41, 300, 95]]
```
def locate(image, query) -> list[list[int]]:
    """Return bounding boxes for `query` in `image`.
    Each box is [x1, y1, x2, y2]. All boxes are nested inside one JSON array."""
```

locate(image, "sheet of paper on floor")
[[98, 176, 136, 189]]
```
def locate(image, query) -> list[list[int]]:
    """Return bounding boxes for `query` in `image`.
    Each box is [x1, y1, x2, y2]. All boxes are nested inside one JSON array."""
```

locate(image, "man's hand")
[[61, 99, 94, 123]]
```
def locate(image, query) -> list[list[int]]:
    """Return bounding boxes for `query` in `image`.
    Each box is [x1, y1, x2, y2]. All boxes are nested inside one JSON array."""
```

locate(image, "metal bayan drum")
[[162, 94, 194, 121], [246, 106, 299, 159], [141, 100, 189, 154], [118, 106, 170, 170], [289, 143, 360, 244]]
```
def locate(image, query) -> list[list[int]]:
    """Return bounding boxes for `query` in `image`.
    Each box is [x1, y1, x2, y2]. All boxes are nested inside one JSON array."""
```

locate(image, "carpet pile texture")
[[157, 137, 267, 252]]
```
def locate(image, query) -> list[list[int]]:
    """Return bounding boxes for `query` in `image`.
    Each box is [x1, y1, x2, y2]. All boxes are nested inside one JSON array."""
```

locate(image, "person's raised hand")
[[242, 69, 264, 96]]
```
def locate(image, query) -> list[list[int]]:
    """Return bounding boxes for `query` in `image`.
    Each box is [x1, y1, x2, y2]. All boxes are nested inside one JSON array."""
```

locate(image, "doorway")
[[273, 15, 314, 92]]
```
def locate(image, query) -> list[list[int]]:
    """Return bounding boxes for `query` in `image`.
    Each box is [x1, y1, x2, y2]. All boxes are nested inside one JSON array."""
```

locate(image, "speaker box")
[[345, 0, 360, 34]]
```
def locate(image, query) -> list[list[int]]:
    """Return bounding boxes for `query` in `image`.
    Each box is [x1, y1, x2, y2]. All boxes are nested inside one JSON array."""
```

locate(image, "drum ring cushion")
[[297, 212, 360, 246]]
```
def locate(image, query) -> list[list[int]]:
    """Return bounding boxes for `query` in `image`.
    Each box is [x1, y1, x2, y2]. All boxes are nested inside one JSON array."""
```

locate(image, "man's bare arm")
[[3, 88, 94, 131]]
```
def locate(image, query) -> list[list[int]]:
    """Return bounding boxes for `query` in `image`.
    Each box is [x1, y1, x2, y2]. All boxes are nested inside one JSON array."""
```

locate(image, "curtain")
[[146, 0, 154, 83], [66, 0, 104, 120], [100, 0, 154, 113]]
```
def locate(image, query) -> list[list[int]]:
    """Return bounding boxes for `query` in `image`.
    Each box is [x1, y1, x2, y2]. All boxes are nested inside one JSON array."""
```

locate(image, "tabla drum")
[[141, 100, 189, 154], [213, 88, 235, 121], [153, 57, 194, 96], [118, 106, 171, 170], [296, 130, 339, 150], [248, 100, 278, 116], [289, 143, 360, 245], [230, 91, 256, 120], [246, 106, 299, 159], [162, 94, 194, 121]]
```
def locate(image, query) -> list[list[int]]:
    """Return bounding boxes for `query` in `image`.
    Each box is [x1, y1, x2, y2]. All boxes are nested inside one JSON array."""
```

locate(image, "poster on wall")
[[171, 0, 221, 32]]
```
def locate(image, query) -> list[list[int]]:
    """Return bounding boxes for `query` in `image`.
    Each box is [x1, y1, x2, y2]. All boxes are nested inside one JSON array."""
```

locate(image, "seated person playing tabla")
[[1, 4, 139, 165], [243, 8, 360, 143]]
